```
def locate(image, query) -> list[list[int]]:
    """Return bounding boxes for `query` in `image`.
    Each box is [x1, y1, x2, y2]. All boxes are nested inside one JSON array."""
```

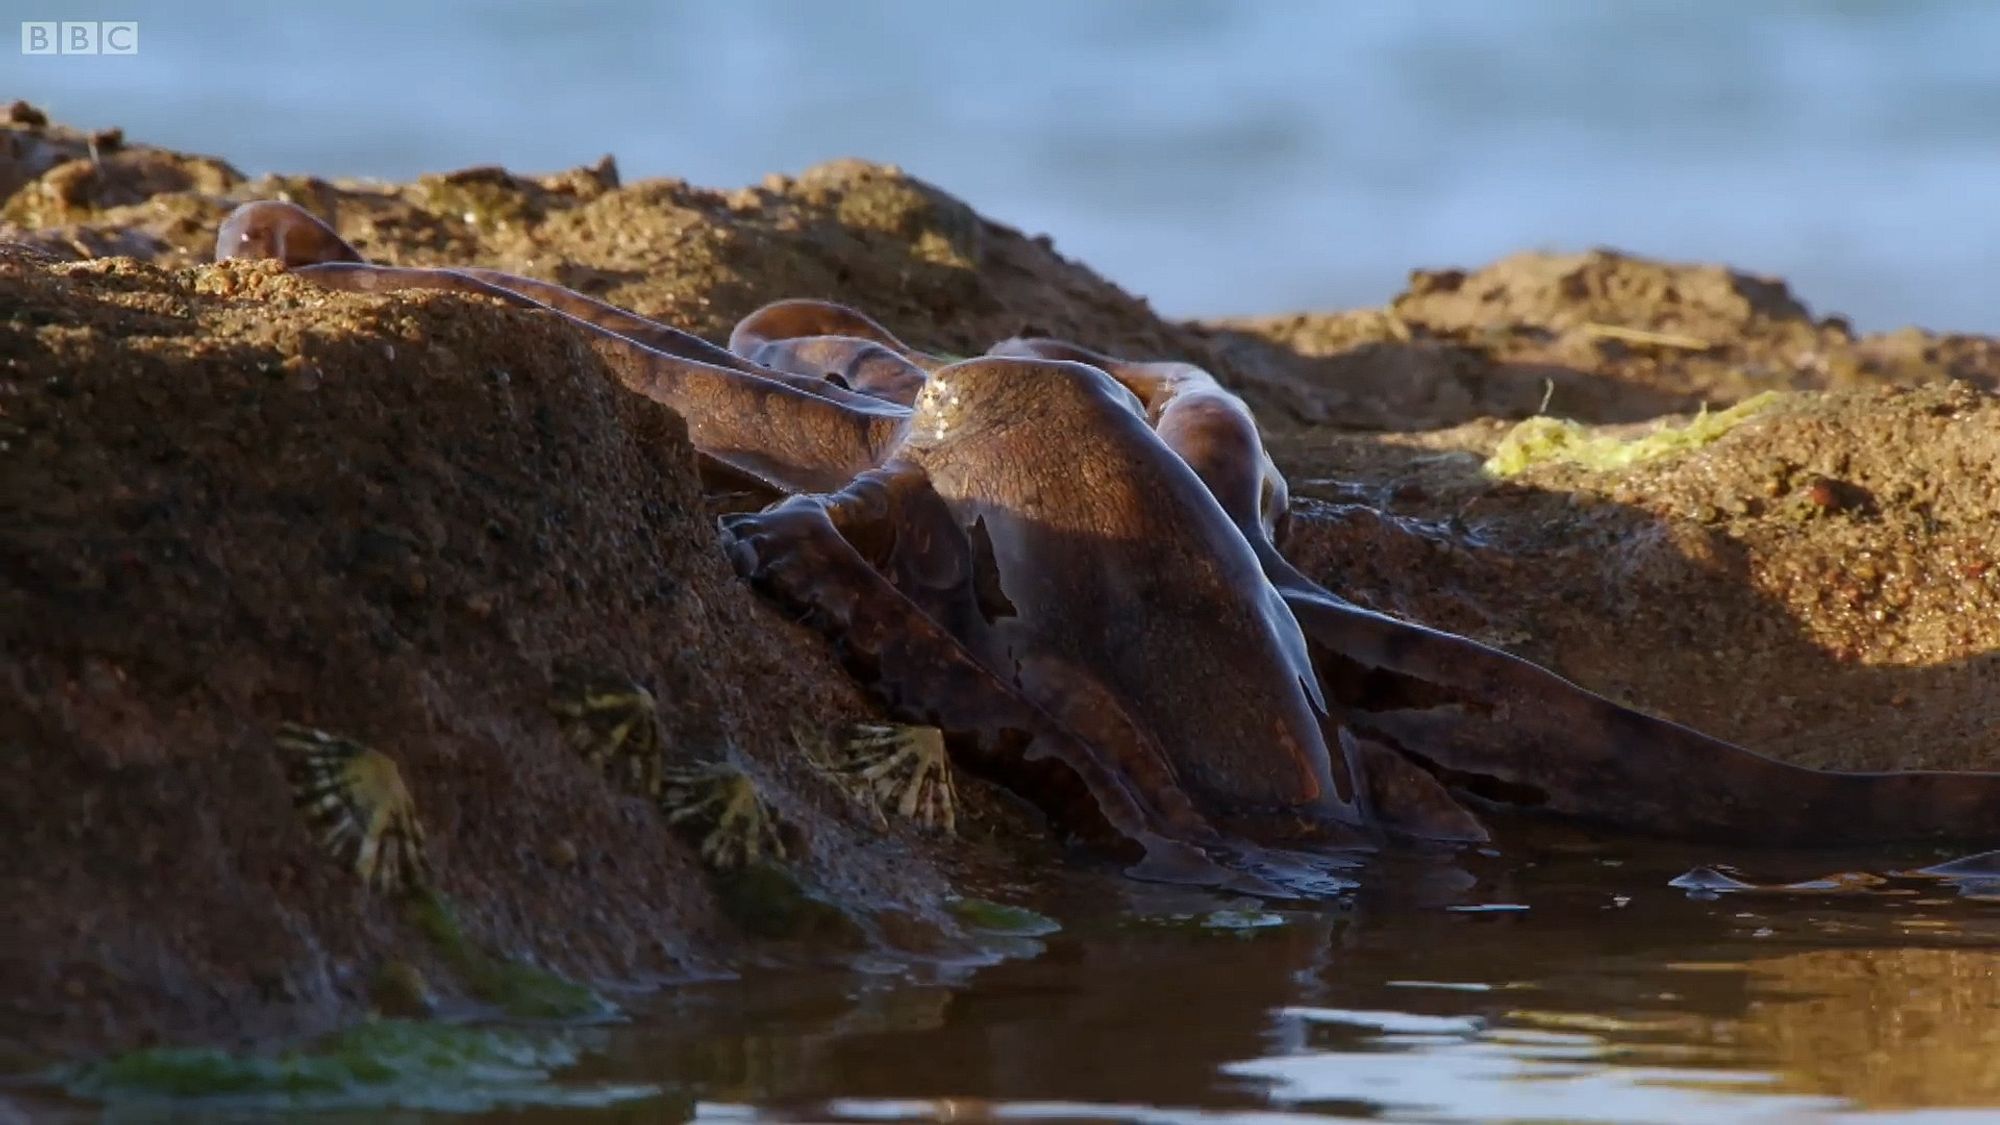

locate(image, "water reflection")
[[1232, 935, 2000, 1122], [1717, 947, 2000, 1108], [536, 842, 2000, 1124], [49, 843, 2000, 1122]]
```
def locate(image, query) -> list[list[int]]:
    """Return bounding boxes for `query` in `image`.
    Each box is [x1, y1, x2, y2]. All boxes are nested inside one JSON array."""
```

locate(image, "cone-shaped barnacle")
[[798, 720, 958, 835], [548, 665, 665, 798], [276, 723, 431, 893], [658, 761, 788, 871]]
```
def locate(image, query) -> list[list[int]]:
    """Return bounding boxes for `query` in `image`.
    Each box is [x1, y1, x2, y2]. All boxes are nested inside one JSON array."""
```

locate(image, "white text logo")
[[21, 21, 139, 55]]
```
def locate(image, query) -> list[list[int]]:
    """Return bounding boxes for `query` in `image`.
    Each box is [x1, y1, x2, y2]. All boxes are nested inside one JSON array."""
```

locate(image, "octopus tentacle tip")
[[214, 199, 364, 268]]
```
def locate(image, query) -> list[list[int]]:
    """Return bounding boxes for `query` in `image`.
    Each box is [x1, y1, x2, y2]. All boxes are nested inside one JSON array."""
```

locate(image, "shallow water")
[[13, 8, 2000, 1120], [15, 1, 2000, 331], [42, 837, 2000, 1123]]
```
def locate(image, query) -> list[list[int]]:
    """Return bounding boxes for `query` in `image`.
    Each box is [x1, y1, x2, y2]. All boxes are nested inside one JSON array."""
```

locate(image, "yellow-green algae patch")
[[61, 1020, 666, 1113], [404, 890, 616, 1021], [1484, 391, 1784, 477], [947, 896, 1063, 936]]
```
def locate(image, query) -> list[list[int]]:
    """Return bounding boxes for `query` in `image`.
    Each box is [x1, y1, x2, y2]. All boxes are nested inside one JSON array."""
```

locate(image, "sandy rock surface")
[[3, 105, 1994, 1060]]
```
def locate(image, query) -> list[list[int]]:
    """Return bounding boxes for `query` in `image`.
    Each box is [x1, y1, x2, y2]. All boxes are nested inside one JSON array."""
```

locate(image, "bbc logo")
[[21, 21, 139, 55]]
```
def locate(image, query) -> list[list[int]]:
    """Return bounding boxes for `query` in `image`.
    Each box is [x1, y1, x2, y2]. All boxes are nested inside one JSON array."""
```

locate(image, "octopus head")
[[908, 357, 1143, 452]]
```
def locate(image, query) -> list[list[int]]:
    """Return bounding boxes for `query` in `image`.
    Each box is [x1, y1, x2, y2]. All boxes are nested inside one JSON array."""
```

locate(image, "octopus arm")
[[731, 298, 947, 371], [719, 480, 1275, 892], [1281, 580, 2000, 847], [290, 261, 905, 493]]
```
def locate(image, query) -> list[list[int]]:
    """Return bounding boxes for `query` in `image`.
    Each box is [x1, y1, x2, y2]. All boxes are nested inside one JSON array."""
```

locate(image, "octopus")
[[223, 201, 2000, 892]]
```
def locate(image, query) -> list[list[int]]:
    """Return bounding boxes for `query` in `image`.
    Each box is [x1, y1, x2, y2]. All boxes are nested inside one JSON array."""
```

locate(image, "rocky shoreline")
[[4, 105, 1996, 1065]]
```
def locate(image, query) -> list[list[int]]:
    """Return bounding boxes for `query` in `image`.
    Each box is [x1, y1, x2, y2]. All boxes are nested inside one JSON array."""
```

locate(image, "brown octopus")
[[216, 200, 2000, 891]]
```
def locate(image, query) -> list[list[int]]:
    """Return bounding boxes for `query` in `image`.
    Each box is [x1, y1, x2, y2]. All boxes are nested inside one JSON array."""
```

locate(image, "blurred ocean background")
[[11, 0, 1999, 331]]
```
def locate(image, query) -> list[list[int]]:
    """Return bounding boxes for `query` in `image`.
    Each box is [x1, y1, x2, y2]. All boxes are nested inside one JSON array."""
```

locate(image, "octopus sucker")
[[275, 722, 430, 893]]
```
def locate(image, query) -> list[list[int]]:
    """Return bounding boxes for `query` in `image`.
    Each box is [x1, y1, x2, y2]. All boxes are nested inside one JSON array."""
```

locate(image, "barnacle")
[[277, 723, 430, 893]]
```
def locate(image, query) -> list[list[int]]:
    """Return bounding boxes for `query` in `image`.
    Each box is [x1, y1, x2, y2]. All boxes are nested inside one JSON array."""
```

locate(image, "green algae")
[[948, 897, 1063, 937], [1484, 391, 1784, 477], [62, 1020, 666, 1113], [370, 958, 435, 1019], [712, 861, 866, 943], [404, 890, 614, 1021], [481, 961, 612, 1022]]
